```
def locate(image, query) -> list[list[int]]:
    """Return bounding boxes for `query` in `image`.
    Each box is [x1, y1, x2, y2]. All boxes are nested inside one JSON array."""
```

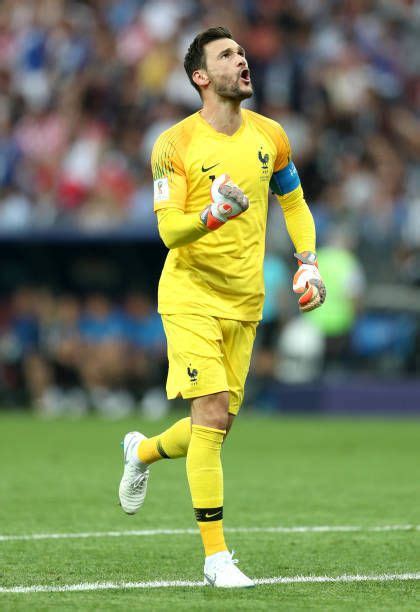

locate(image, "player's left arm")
[[270, 126, 326, 312]]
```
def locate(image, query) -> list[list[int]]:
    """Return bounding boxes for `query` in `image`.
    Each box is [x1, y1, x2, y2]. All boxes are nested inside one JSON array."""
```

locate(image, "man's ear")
[[192, 69, 210, 89]]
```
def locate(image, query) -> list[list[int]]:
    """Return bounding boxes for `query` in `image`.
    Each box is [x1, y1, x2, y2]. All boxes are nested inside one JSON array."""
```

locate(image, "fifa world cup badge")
[[154, 177, 169, 201]]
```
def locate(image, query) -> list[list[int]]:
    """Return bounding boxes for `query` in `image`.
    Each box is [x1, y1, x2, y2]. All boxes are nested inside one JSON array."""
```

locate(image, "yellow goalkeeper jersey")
[[151, 109, 291, 321]]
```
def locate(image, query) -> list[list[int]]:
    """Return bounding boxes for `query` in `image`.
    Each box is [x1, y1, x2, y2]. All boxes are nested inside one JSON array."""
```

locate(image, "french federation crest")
[[258, 148, 270, 182], [258, 149, 269, 170]]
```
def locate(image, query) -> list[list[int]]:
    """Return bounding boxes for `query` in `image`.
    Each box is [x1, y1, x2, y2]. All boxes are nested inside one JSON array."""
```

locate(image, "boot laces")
[[218, 550, 238, 568]]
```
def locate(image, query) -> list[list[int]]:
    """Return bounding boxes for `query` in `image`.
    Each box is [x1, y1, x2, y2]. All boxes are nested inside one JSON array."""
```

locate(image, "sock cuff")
[[195, 506, 223, 522], [191, 424, 226, 438], [156, 439, 170, 459]]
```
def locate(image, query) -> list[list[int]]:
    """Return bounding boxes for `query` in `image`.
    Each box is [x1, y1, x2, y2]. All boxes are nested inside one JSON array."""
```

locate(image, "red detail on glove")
[[203, 207, 224, 230], [298, 283, 315, 306]]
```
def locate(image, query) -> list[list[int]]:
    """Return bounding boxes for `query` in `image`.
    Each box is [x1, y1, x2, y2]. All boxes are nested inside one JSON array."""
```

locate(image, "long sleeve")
[[277, 185, 316, 253], [157, 208, 210, 249]]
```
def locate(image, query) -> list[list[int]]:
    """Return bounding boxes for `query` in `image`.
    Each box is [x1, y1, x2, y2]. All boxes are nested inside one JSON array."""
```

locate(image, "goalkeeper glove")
[[200, 173, 249, 230], [293, 251, 326, 313]]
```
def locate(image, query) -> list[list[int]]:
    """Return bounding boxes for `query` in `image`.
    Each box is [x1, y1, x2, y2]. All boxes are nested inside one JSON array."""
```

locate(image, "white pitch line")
[[0, 572, 419, 594], [0, 524, 418, 543]]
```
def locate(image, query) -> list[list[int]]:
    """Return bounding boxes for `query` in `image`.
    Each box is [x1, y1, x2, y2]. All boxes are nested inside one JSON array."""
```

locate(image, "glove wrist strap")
[[294, 251, 318, 266]]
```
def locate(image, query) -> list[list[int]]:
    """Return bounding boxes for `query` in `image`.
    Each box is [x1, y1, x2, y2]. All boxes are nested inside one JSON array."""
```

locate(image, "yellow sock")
[[186, 424, 227, 557], [137, 417, 191, 464], [198, 520, 227, 557]]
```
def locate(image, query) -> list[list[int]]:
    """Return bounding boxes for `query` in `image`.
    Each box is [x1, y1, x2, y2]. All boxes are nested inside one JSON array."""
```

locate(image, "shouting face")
[[196, 37, 253, 101]]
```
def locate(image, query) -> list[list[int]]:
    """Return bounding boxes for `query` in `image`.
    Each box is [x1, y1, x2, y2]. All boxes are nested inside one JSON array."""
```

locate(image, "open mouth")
[[240, 68, 250, 84]]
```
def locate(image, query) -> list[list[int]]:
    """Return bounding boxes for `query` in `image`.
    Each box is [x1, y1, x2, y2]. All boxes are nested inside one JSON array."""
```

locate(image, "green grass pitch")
[[0, 411, 419, 610]]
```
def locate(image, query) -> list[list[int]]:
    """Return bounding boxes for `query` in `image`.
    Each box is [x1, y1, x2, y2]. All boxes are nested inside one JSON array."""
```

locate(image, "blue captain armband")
[[270, 161, 301, 196]]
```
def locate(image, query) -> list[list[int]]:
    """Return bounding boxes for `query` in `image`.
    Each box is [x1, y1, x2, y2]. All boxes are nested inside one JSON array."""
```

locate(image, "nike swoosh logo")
[[204, 572, 216, 586], [201, 162, 220, 173], [205, 511, 222, 519]]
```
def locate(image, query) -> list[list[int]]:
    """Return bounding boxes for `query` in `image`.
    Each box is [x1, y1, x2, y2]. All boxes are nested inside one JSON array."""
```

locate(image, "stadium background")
[[0, 0, 419, 417]]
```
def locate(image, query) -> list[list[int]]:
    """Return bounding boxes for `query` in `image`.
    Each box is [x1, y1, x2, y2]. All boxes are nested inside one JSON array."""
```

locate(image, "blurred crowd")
[[0, 286, 168, 416], [0, 0, 419, 412], [0, 280, 417, 415], [0, 0, 417, 268]]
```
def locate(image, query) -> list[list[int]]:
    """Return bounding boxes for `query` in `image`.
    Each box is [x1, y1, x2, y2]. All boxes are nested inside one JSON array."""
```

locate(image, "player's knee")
[[191, 391, 229, 431], [210, 411, 229, 431]]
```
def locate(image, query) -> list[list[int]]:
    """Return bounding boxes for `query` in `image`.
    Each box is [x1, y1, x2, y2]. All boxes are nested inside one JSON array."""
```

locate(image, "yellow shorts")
[[161, 314, 258, 415]]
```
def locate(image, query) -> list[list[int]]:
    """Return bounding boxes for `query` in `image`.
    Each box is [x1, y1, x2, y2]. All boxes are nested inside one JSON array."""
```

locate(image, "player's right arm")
[[151, 131, 248, 249], [157, 209, 209, 249]]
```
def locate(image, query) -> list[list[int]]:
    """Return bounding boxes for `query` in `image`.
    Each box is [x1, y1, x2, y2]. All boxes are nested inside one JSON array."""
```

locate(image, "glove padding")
[[201, 174, 249, 230], [293, 251, 326, 312]]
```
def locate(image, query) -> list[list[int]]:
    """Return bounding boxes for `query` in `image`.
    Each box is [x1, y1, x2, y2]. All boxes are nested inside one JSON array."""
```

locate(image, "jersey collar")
[[196, 109, 247, 140]]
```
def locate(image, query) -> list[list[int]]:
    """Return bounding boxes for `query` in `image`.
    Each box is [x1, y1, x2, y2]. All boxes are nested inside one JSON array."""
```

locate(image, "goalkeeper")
[[118, 26, 325, 588]]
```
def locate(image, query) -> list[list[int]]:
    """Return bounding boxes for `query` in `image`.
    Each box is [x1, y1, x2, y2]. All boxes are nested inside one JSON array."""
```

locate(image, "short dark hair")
[[184, 26, 233, 94]]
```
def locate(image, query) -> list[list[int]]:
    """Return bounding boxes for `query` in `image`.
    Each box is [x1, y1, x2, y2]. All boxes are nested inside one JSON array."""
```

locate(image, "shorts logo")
[[187, 365, 198, 385]]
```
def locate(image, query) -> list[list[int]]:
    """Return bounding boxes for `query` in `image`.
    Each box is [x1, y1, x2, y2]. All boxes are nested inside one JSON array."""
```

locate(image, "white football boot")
[[118, 431, 149, 515], [204, 550, 254, 588]]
